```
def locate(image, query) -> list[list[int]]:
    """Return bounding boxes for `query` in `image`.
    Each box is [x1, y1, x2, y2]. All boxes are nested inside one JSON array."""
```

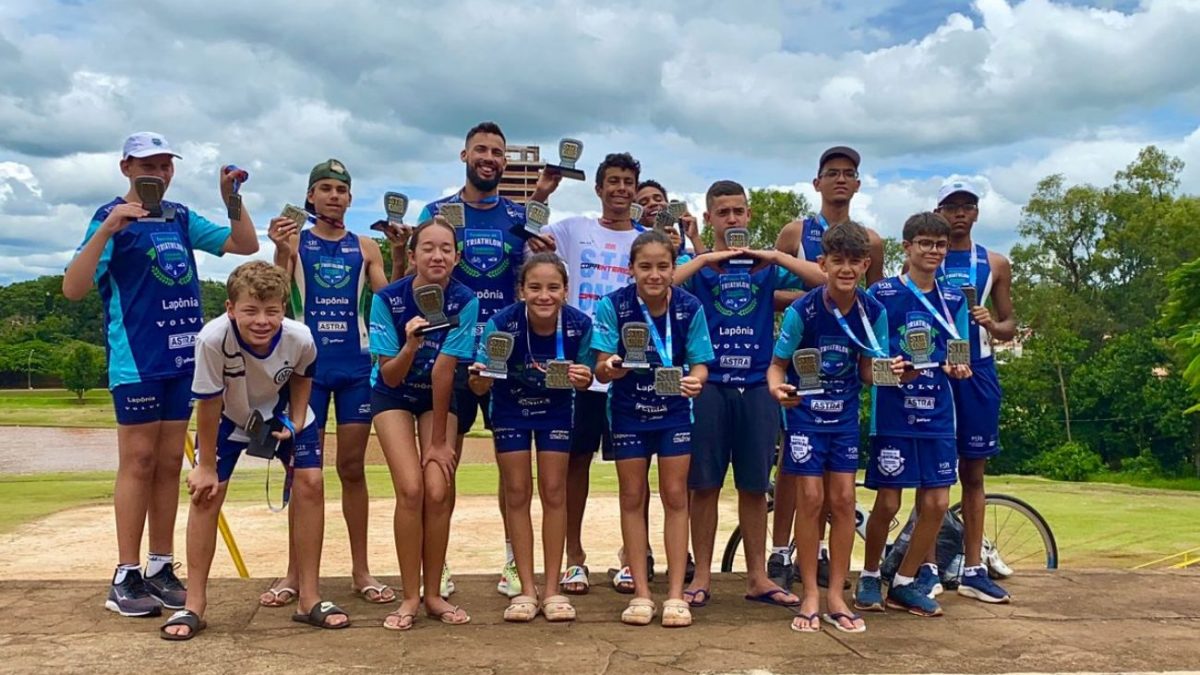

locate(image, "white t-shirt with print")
[[192, 314, 318, 442]]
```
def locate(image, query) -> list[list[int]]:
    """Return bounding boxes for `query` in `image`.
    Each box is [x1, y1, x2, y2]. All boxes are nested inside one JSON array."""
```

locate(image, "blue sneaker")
[[106, 569, 162, 617], [886, 581, 943, 616], [853, 575, 884, 612], [914, 564, 943, 599], [958, 568, 1011, 604]]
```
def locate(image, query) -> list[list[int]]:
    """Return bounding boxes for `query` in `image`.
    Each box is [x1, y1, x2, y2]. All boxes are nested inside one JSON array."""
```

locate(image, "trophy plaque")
[[544, 138, 585, 181], [791, 348, 825, 396], [872, 358, 900, 387], [907, 327, 937, 369], [947, 339, 971, 366], [439, 202, 466, 228], [224, 164, 247, 220], [134, 176, 172, 221], [961, 284, 978, 307], [724, 227, 754, 268], [545, 360, 573, 389], [281, 203, 311, 227], [629, 203, 644, 223], [385, 191, 409, 225], [413, 284, 460, 336], [515, 200, 550, 241], [654, 367, 683, 396], [480, 332, 515, 379], [620, 322, 652, 369]]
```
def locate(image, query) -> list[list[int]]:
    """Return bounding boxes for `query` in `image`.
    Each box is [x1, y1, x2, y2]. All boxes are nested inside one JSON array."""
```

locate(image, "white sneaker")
[[496, 560, 521, 598]]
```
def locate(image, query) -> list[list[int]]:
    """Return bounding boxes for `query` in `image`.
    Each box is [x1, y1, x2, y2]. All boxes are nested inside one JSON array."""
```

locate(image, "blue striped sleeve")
[[187, 211, 231, 256], [872, 309, 890, 357], [441, 297, 480, 359], [773, 306, 805, 359], [417, 205, 432, 223], [575, 325, 596, 368], [368, 293, 400, 358], [591, 297, 619, 354], [773, 264, 804, 291], [684, 307, 715, 365]]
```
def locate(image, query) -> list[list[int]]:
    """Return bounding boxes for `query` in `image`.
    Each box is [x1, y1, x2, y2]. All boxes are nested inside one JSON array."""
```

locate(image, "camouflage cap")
[[308, 158, 351, 188]]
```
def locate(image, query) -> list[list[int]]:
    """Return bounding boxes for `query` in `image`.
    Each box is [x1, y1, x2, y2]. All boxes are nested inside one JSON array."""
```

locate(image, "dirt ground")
[[0, 571, 1197, 674]]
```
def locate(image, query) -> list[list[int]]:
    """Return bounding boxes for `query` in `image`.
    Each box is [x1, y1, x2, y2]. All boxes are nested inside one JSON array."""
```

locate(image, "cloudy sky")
[[2, 0, 1199, 284]]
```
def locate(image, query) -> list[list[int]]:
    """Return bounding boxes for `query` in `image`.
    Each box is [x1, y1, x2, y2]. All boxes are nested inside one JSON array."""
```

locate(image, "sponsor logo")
[[878, 446, 904, 476], [549, 429, 570, 441], [168, 333, 197, 349], [904, 396, 936, 410], [318, 321, 348, 332], [720, 355, 751, 369], [517, 397, 550, 408], [274, 366, 295, 385], [810, 399, 843, 413], [790, 434, 812, 464], [161, 297, 199, 312], [672, 430, 691, 444], [461, 229, 509, 277], [315, 256, 352, 288], [717, 273, 755, 315], [148, 231, 193, 285], [315, 295, 350, 306], [634, 402, 669, 415], [125, 395, 158, 404], [718, 326, 754, 337], [476, 289, 505, 301]]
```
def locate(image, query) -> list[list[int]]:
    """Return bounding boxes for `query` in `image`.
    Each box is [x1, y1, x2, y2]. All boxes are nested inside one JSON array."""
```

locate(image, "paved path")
[[0, 571, 1197, 674]]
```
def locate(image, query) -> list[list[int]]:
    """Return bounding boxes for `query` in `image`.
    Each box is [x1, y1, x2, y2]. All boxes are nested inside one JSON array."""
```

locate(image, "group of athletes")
[[63, 121, 1015, 640]]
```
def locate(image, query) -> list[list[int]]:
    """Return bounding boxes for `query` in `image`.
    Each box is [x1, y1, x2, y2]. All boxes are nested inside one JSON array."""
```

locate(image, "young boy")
[[160, 262, 348, 640], [855, 212, 972, 617], [62, 132, 258, 617], [767, 222, 889, 633]]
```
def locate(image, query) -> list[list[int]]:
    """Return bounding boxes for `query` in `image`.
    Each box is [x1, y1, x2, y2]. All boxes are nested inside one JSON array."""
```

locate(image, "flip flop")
[[542, 595, 576, 622], [745, 588, 802, 608], [259, 585, 297, 607], [428, 605, 470, 625], [160, 609, 206, 641], [352, 584, 397, 604], [382, 610, 417, 632], [561, 564, 590, 595], [292, 600, 351, 629], [790, 612, 821, 633], [683, 587, 710, 608], [822, 611, 867, 633], [611, 566, 635, 594]]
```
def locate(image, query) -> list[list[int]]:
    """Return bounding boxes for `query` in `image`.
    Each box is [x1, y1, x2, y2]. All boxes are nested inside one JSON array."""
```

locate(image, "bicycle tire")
[[950, 493, 1058, 570]]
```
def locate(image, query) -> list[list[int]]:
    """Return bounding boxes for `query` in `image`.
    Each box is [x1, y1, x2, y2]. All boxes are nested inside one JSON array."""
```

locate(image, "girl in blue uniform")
[[593, 231, 714, 628], [468, 253, 595, 623], [369, 217, 479, 631]]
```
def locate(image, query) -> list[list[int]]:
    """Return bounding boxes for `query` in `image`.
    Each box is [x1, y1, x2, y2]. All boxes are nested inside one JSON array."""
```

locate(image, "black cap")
[[819, 146, 861, 173]]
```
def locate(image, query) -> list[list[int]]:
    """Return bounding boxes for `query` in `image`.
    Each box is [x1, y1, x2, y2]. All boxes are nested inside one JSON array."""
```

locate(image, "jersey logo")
[[716, 273, 755, 316], [315, 257, 352, 289], [274, 366, 295, 385], [789, 434, 812, 464], [878, 446, 905, 476], [459, 229, 509, 278], [819, 336, 852, 376], [148, 231, 193, 285]]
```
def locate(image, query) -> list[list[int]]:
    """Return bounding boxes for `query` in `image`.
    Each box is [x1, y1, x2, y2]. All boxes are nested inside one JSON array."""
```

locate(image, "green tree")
[[58, 342, 105, 402]]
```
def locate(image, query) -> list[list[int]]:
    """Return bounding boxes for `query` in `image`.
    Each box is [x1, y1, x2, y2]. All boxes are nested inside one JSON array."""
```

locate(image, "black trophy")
[[790, 348, 824, 396], [619, 323, 652, 369], [907, 327, 937, 369], [480, 332, 515, 379], [224, 164, 247, 220], [134, 176, 174, 221], [414, 284, 460, 336], [544, 138, 585, 181]]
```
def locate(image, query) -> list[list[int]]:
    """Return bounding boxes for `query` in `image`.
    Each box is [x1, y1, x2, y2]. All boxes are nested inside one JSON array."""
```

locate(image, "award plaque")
[[480, 332, 515, 379], [439, 202, 466, 229], [620, 322, 652, 369], [654, 367, 683, 396], [224, 165, 246, 220], [907, 327, 937, 369], [724, 227, 754, 268], [544, 138, 585, 181], [414, 284, 460, 335], [791, 348, 824, 396], [653, 208, 674, 232], [516, 200, 550, 240], [134, 176, 172, 221], [872, 358, 900, 387], [961, 284, 978, 307], [545, 360, 573, 389], [947, 339, 971, 366], [667, 200, 687, 222], [384, 191, 409, 225], [281, 203, 311, 227], [244, 410, 280, 460], [629, 203, 644, 223]]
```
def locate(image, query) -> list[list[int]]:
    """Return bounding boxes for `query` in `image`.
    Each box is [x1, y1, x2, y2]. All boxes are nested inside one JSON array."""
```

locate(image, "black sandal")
[[160, 609, 206, 641], [292, 600, 351, 629]]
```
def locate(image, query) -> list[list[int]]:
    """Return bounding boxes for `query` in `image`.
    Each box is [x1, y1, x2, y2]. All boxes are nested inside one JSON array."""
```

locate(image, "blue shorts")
[[209, 416, 322, 482], [781, 429, 860, 477], [688, 383, 778, 492], [112, 375, 193, 425], [866, 436, 957, 490], [493, 427, 573, 453], [571, 389, 613, 458], [950, 361, 1002, 459], [310, 369, 372, 428], [370, 387, 458, 420], [611, 425, 692, 462], [454, 385, 491, 436]]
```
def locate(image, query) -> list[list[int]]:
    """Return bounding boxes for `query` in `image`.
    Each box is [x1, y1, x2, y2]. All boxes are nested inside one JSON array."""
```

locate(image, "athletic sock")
[[963, 565, 987, 577], [504, 542, 514, 564], [113, 563, 140, 585], [771, 546, 790, 558], [146, 553, 173, 577], [860, 569, 881, 579], [893, 573, 915, 588], [818, 541, 830, 559]]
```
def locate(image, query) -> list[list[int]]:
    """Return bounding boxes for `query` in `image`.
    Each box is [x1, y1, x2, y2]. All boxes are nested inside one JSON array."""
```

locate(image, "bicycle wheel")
[[950, 494, 1058, 572], [721, 521, 795, 574]]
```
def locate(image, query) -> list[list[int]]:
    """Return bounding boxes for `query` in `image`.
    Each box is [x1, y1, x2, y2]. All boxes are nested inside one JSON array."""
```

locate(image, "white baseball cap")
[[122, 131, 182, 160], [937, 179, 979, 205]]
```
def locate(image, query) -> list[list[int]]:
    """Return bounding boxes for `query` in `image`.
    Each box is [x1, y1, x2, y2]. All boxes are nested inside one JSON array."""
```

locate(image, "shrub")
[[1027, 440, 1105, 482]]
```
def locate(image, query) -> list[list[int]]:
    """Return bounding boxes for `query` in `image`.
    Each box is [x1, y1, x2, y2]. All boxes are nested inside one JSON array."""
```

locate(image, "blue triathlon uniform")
[[795, 214, 833, 288], [74, 197, 230, 424], [775, 287, 889, 477], [478, 303, 594, 453], [938, 243, 1002, 459], [293, 229, 373, 427], [368, 276, 479, 418], [591, 285, 714, 461], [866, 276, 969, 489], [683, 261, 804, 492]]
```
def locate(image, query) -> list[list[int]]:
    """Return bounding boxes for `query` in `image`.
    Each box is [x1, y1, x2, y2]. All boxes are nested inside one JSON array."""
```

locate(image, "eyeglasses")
[[938, 203, 978, 214], [909, 239, 948, 252], [819, 169, 859, 180]]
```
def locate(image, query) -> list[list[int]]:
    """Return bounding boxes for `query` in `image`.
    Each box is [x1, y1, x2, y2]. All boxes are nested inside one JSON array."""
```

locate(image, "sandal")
[[661, 598, 692, 628], [683, 587, 710, 608], [542, 594, 576, 622], [160, 609, 206, 641], [352, 584, 397, 604], [428, 605, 470, 625], [503, 594, 540, 622], [621, 597, 656, 626], [611, 566, 635, 594], [560, 564, 590, 595], [259, 584, 297, 607], [822, 611, 866, 633], [382, 609, 417, 632], [790, 612, 821, 633], [292, 600, 351, 629]]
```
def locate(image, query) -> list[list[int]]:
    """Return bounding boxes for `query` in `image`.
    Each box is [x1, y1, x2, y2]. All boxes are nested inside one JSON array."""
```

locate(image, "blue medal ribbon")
[[939, 242, 980, 289], [636, 294, 673, 368], [825, 290, 885, 358], [902, 275, 961, 340], [525, 304, 565, 369]]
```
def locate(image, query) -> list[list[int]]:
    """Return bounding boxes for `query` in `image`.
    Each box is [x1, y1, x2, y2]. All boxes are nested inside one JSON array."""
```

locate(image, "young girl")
[[593, 230, 714, 627], [467, 253, 595, 622], [369, 217, 479, 631]]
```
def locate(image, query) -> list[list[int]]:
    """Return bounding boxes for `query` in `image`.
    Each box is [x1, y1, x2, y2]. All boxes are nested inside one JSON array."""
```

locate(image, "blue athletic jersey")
[[293, 229, 371, 379], [477, 302, 594, 430], [419, 195, 526, 336], [683, 262, 803, 386], [774, 287, 888, 432], [368, 276, 479, 397], [74, 197, 229, 388], [937, 243, 995, 363], [592, 285, 714, 431], [867, 276, 970, 439]]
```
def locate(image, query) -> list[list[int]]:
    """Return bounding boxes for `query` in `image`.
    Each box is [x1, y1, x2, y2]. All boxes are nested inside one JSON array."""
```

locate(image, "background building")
[[499, 145, 543, 204]]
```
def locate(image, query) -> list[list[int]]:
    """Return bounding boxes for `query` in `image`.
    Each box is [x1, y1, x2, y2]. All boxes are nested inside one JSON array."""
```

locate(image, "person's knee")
[[539, 476, 567, 511], [292, 470, 325, 501], [871, 491, 901, 519], [336, 454, 366, 485], [396, 477, 423, 512], [797, 484, 824, 519], [619, 484, 647, 512], [423, 474, 453, 509], [827, 485, 856, 519], [504, 477, 533, 512], [121, 446, 157, 481], [921, 488, 950, 516], [660, 482, 688, 513]]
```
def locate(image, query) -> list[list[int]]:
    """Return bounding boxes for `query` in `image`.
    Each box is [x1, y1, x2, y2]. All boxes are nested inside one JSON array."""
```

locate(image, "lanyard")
[[525, 304, 565, 367], [940, 242, 979, 288], [636, 294, 673, 368], [816, 213, 830, 232], [826, 290, 885, 358], [455, 191, 500, 207], [902, 275, 960, 340]]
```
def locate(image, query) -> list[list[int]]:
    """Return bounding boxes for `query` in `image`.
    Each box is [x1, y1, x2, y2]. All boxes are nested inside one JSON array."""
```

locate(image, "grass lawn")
[[2, 470, 1197, 568]]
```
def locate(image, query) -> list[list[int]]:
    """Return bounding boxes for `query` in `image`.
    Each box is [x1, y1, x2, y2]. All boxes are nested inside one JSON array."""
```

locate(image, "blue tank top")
[[937, 243, 994, 364], [294, 229, 371, 378]]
